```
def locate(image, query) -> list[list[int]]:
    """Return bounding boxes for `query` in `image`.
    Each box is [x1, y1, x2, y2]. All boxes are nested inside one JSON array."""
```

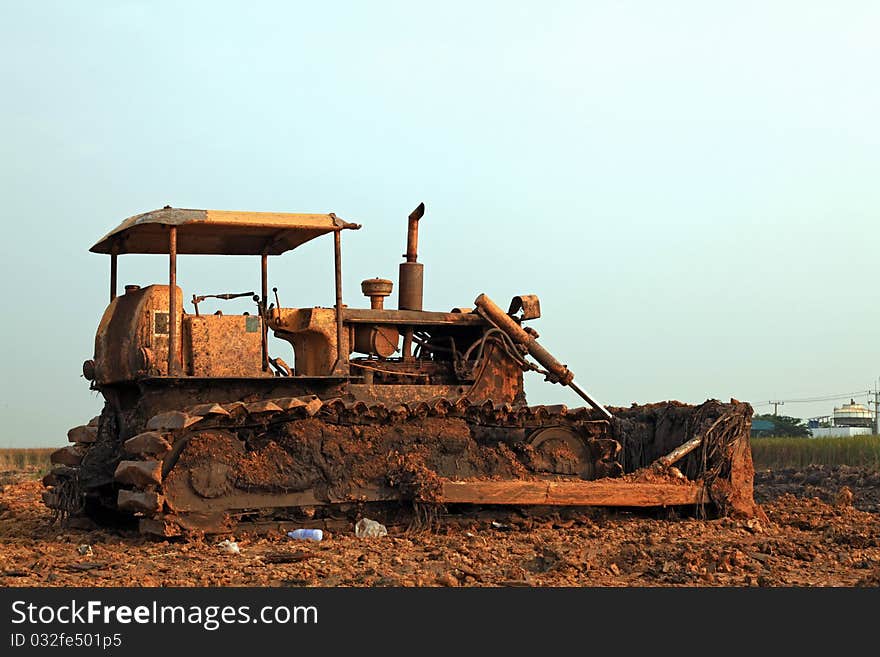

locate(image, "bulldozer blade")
[[440, 479, 709, 507]]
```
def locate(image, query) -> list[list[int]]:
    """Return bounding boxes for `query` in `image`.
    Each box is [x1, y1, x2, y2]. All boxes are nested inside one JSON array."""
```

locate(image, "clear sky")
[[1, 1, 878, 447]]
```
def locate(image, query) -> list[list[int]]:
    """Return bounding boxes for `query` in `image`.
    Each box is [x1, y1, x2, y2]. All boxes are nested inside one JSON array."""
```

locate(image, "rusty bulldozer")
[[43, 204, 759, 536]]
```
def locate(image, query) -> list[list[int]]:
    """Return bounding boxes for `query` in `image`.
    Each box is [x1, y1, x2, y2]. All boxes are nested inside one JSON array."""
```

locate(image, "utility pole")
[[770, 400, 784, 416], [873, 380, 879, 436]]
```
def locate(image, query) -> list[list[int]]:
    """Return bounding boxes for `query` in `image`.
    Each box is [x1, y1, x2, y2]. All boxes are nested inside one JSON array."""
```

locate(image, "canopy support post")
[[261, 252, 269, 372], [110, 251, 118, 302], [168, 226, 179, 376], [332, 230, 347, 375]]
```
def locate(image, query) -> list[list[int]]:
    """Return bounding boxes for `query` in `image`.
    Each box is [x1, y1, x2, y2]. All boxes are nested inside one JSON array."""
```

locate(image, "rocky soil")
[[1, 465, 878, 587]]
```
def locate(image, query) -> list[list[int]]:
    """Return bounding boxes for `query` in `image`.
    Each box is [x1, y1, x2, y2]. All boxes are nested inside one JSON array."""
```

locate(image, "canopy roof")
[[90, 207, 361, 255]]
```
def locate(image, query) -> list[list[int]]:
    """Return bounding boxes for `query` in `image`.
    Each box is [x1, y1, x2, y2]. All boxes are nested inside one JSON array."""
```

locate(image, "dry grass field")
[[751, 435, 880, 470]]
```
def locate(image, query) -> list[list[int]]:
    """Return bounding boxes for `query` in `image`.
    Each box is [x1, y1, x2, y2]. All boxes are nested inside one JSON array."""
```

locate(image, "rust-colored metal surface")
[[268, 307, 343, 376], [91, 207, 361, 255], [343, 308, 486, 326], [185, 315, 267, 377], [93, 284, 183, 383], [439, 479, 710, 507], [475, 292, 612, 419], [361, 278, 393, 310], [45, 203, 760, 535], [508, 294, 541, 320], [398, 202, 425, 312], [168, 225, 179, 375], [461, 337, 523, 405]]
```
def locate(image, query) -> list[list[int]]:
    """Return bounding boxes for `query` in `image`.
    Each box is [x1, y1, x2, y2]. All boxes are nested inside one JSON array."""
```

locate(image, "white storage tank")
[[833, 399, 873, 428]]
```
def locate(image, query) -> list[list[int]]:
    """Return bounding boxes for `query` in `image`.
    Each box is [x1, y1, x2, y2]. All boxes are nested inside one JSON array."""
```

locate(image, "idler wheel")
[[528, 426, 594, 479]]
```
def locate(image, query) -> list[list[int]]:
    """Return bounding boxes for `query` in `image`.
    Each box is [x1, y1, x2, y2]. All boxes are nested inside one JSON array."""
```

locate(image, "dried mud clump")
[[611, 399, 759, 517], [219, 416, 541, 503]]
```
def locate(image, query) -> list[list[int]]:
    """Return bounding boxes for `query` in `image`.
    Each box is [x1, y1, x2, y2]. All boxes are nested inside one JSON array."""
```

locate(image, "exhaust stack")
[[398, 202, 425, 311]]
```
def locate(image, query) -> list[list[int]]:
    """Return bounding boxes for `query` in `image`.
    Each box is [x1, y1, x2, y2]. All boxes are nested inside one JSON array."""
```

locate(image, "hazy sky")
[[1, 2, 878, 446]]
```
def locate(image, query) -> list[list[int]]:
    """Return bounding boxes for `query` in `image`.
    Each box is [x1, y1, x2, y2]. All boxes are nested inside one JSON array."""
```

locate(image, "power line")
[[784, 391, 871, 403], [753, 390, 871, 406]]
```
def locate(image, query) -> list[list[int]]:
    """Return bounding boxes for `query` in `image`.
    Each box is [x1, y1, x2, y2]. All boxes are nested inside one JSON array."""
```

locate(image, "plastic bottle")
[[287, 528, 323, 542]]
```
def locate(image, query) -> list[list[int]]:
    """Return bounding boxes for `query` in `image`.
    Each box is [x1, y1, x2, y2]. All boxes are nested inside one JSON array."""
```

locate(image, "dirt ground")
[[1, 466, 878, 587]]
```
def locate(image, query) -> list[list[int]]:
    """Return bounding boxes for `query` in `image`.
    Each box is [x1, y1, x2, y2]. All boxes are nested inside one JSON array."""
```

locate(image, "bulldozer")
[[43, 204, 760, 536]]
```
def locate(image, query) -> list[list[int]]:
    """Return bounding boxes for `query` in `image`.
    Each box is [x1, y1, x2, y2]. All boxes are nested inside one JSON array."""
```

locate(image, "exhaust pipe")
[[398, 202, 425, 311]]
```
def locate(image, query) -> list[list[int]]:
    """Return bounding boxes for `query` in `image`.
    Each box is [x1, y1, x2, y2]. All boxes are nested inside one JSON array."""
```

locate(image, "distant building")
[[810, 426, 872, 438], [807, 399, 874, 438], [751, 419, 777, 437]]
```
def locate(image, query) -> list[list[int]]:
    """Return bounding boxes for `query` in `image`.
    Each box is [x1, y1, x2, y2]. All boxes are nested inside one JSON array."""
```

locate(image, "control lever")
[[191, 291, 255, 316]]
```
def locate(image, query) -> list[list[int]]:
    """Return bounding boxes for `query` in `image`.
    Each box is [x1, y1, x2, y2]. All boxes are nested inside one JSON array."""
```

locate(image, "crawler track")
[[44, 397, 758, 535]]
